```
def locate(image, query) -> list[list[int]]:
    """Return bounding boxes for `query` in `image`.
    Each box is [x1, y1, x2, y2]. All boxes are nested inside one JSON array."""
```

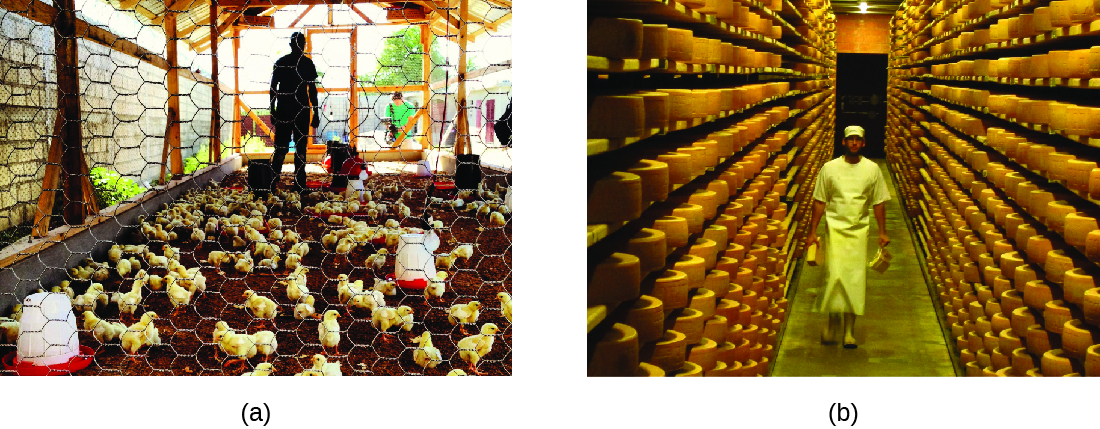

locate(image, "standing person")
[[386, 91, 414, 147], [803, 125, 891, 349], [270, 32, 319, 192]]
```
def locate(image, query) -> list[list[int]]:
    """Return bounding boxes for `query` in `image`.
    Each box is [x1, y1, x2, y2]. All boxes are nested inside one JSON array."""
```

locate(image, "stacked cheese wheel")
[[589, 0, 838, 378], [887, 0, 1100, 377]]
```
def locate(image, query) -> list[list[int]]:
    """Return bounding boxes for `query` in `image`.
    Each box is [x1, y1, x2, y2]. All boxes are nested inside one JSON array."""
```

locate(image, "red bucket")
[[3, 345, 94, 376]]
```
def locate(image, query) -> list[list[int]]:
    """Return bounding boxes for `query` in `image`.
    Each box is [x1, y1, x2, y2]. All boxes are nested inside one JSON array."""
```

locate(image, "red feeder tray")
[[3, 345, 94, 376], [398, 278, 428, 290]]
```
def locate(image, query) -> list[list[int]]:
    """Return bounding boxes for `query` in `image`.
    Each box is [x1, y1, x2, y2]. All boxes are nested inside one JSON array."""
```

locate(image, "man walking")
[[804, 125, 891, 348], [270, 32, 319, 192]]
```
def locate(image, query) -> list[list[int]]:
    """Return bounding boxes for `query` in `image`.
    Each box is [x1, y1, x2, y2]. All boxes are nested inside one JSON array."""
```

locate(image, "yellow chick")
[[120, 312, 161, 357], [235, 256, 254, 274], [111, 279, 143, 316], [191, 228, 206, 242], [294, 295, 318, 320], [447, 369, 467, 376], [52, 281, 75, 299], [448, 301, 481, 327], [108, 244, 123, 264], [497, 292, 512, 324], [166, 277, 193, 315], [457, 323, 499, 375], [73, 283, 108, 312], [489, 211, 506, 227], [351, 287, 385, 313], [204, 250, 231, 266], [374, 279, 397, 296], [318, 310, 341, 354], [425, 272, 447, 300], [435, 253, 456, 270], [241, 362, 274, 376], [313, 353, 343, 376], [213, 320, 234, 345], [147, 274, 164, 290], [411, 331, 442, 369], [284, 276, 309, 303], [231, 236, 248, 249], [250, 330, 278, 361], [220, 330, 256, 364], [145, 251, 168, 268], [365, 252, 386, 270], [81, 310, 127, 343], [370, 306, 402, 332], [1, 320, 18, 344], [452, 244, 475, 262], [242, 290, 278, 319], [334, 238, 355, 254], [283, 230, 301, 245], [397, 305, 414, 331], [267, 218, 282, 229], [117, 258, 133, 278], [335, 275, 358, 304], [259, 255, 281, 270], [285, 253, 301, 271]]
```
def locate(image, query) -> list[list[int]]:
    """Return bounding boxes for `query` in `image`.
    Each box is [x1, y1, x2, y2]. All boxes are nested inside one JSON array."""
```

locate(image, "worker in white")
[[804, 125, 891, 348]]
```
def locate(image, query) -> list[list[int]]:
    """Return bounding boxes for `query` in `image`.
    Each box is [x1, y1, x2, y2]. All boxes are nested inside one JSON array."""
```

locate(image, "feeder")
[[2, 292, 91, 375], [395, 230, 440, 290]]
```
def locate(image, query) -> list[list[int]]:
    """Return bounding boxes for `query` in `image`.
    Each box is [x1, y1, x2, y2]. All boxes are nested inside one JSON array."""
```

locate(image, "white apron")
[[813, 158, 883, 315]]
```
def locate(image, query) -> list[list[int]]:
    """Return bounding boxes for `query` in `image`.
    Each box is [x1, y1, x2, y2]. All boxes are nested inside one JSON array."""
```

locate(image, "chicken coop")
[[0, 0, 512, 376], [590, 0, 1100, 379]]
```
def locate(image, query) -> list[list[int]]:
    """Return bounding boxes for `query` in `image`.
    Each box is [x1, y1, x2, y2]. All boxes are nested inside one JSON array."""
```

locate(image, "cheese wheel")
[[1045, 249, 1077, 284], [1065, 160, 1098, 192], [588, 18, 644, 59], [1062, 319, 1098, 358], [625, 295, 665, 344], [653, 216, 689, 248], [1044, 300, 1074, 334], [635, 91, 670, 131], [1032, 7, 1054, 32], [1011, 306, 1037, 337], [673, 308, 706, 344], [1084, 287, 1100, 325], [589, 323, 639, 377], [690, 238, 719, 270], [645, 329, 687, 371], [1064, 268, 1095, 306], [1045, 200, 1076, 233], [588, 96, 645, 139], [1040, 349, 1077, 376], [667, 28, 694, 62], [628, 159, 670, 204], [690, 37, 710, 64], [674, 254, 707, 290], [641, 24, 669, 59], [636, 361, 665, 376], [589, 253, 642, 306], [657, 89, 694, 121], [627, 228, 668, 275], [1011, 347, 1037, 373], [704, 224, 729, 252], [588, 171, 643, 224], [1070, 0, 1096, 23], [653, 270, 692, 316], [657, 152, 692, 188], [687, 337, 719, 371], [1064, 212, 1098, 247], [676, 146, 707, 176], [1050, 1, 1074, 27], [705, 269, 731, 298]]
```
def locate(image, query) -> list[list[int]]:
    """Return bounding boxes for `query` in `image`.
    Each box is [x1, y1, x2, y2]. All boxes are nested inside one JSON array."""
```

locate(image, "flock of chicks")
[[3, 176, 511, 375]]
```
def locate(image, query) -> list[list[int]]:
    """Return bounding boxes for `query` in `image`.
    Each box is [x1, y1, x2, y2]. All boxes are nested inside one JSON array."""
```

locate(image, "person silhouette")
[[270, 32, 319, 192]]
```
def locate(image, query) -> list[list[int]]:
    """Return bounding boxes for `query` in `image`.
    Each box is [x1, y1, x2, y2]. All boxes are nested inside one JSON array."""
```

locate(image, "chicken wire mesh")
[[0, 0, 511, 376]]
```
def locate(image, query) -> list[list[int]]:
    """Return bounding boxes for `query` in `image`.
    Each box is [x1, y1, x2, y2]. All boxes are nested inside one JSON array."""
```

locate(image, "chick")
[[108, 244, 123, 264], [242, 290, 278, 320], [220, 330, 256, 365], [286, 253, 302, 271], [213, 320, 234, 345], [145, 251, 168, 268], [259, 255, 281, 270], [322, 232, 338, 249], [191, 228, 206, 242], [203, 250, 232, 266], [334, 237, 355, 254], [117, 258, 133, 278], [318, 310, 341, 355], [147, 274, 164, 291], [435, 253, 456, 270], [73, 283, 108, 312], [397, 305, 414, 331], [250, 330, 278, 362], [350, 287, 384, 313], [111, 279, 144, 316], [164, 277, 191, 312], [335, 274, 359, 304], [294, 295, 319, 320], [456, 323, 499, 375], [497, 292, 512, 324], [81, 310, 127, 343], [447, 369, 467, 376], [365, 252, 387, 271], [448, 301, 482, 334], [411, 331, 442, 370], [283, 230, 301, 245], [452, 244, 475, 262], [289, 242, 309, 258], [373, 279, 397, 296], [267, 218, 282, 230], [241, 362, 274, 376], [385, 218, 400, 228], [370, 306, 402, 333], [231, 236, 248, 249], [52, 281, 75, 299], [284, 275, 308, 302], [424, 272, 447, 300], [120, 312, 162, 358], [489, 211, 506, 227], [310, 353, 343, 376], [1, 320, 18, 344], [234, 255, 254, 274], [205, 219, 218, 235]]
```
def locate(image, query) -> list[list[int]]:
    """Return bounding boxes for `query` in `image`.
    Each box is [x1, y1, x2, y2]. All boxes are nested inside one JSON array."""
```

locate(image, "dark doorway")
[[836, 53, 888, 159]]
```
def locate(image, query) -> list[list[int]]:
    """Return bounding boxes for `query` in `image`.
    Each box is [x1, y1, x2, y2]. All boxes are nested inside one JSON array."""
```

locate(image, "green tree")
[[361, 26, 479, 87]]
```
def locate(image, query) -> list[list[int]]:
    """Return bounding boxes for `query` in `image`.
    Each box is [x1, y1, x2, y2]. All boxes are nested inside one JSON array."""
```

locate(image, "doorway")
[[835, 53, 888, 159]]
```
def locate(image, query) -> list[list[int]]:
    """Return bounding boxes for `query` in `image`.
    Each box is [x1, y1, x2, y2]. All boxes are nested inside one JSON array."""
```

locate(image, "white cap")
[[844, 125, 865, 139]]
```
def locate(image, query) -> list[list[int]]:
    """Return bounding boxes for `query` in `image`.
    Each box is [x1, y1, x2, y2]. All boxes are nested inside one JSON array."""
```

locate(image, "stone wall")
[[0, 10, 235, 231]]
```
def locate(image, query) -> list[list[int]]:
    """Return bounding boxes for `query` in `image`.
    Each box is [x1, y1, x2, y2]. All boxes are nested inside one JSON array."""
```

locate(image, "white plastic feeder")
[[395, 230, 440, 289], [16, 292, 79, 366]]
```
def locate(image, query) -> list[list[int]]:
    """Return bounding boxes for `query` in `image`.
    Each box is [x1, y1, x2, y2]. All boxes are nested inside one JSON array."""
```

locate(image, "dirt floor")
[[0, 166, 511, 376]]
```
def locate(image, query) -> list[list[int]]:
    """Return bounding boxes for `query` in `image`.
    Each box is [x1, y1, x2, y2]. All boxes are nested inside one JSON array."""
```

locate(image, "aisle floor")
[[771, 159, 956, 376]]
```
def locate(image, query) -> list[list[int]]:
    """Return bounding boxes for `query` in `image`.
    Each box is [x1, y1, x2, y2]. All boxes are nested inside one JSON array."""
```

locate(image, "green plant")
[[89, 167, 146, 209], [240, 132, 272, 153]]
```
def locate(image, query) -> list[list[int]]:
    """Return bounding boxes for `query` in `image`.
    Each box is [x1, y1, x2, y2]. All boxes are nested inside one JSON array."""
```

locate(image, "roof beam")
[[288, 4, 315, 27], [349, 3, 374, 23], [468, 10, 507, 38], [217, 0, 393, 5]]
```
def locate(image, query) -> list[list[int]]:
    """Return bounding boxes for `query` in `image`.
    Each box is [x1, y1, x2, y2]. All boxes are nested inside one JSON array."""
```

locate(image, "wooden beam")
[[163, 12, 184, 183], [190, 3, 250, 51], [328, 4, 333, 25], [349, 4, 374, 24], [454, 0, 469, 155], [419, 0, 462, 33], [289, 4, 315, 28], [393, 109, 425, 146], [56, 0, 94, 225], [0, 0, 171, 70], [232, 26, 242, 153], [485, 0, 510, 9], [259, 5, 283, 15], [349, 26, 358, 147], [32, 115, 64, 237], [469, 11, 508, 38], [241, 97, 276, 142], [210, 0, 222, 164], [218, 0, 394, 5], [421, 23, 432, 148]]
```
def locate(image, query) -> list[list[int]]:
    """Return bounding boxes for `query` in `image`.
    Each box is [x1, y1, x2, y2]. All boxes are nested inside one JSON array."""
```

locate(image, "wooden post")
[[421, 23, 432, 149], [233, 26, 242, 153], [55, 0, 95, 227], [161, 12, 183, 183], [349, 26, 358, 148], [454, 0, 469, 155], [210, 0, 221, 164]]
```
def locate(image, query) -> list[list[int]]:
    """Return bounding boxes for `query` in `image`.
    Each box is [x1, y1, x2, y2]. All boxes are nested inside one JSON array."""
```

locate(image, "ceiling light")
[[859, 2, 868, 12]]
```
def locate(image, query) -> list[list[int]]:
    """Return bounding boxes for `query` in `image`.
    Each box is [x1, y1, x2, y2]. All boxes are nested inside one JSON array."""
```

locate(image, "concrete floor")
[[772, 159, 956, 377]]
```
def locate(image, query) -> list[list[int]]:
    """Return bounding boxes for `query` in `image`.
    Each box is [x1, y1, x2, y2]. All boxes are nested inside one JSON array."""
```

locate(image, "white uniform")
[[811, 156, 891, 315]]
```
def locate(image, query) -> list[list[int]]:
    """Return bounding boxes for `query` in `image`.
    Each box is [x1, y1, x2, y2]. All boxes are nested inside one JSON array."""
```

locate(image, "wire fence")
[[0, 0, 511, 376]]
